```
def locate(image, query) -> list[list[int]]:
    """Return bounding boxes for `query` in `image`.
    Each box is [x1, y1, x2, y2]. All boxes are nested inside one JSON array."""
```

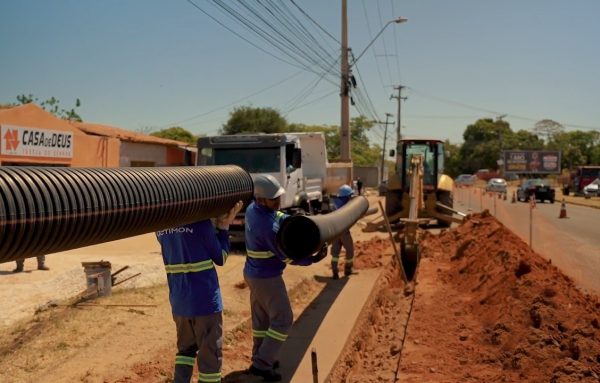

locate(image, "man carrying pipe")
[[156, 200, 244, 383], [330, 184, 356, 279], [244, 174, 327, 382]]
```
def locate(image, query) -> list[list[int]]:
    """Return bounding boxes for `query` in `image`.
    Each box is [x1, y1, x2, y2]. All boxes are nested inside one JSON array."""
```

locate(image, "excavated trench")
[[328, 212, 600, 383]]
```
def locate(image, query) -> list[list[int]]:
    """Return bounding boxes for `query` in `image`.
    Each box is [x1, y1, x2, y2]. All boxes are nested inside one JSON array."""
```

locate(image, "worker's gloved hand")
[[310, 244, 328, 264], [216, 200, 243, 230]]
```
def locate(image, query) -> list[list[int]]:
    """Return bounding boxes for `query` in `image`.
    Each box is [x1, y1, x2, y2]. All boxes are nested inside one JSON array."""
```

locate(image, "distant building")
[[0, 104, 195, 167]]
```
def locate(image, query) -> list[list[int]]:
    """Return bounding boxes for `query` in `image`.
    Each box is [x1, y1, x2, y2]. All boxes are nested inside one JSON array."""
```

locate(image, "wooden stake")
[[378, 200, 408, 283]]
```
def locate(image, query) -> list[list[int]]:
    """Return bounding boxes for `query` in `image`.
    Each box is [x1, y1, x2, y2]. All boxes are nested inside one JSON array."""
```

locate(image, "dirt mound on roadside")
[[413, 212, 600, 382], [331, 212, 600, 382], [352, 237, 391, 269]]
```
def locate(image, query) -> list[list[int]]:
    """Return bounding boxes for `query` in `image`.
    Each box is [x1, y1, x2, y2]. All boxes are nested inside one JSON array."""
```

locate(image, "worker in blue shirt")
[[156, 200, 243, 383], [244, 174, 326, 382], [330, 184, 355, 279]]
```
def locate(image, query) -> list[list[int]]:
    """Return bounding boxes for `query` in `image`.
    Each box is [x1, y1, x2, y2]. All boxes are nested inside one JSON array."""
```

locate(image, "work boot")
[[12, 266, 24, 273], [332, 270, 339, 280], [38, 265, 50, 271], [249, 365, 282, 382], [343, 267, 353, 277]]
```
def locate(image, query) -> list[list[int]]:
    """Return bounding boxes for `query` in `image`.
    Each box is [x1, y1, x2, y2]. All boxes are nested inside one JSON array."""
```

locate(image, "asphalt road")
[[454, 187, 600, 295]]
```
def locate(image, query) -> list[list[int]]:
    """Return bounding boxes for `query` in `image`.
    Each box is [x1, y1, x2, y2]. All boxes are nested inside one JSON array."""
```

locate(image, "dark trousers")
[[172, 312, 223, 383], [244, 274, 293, 370]]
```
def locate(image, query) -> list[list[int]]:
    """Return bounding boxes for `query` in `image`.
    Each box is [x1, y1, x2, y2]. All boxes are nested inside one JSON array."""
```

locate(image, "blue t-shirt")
[[156, 220, 229, 317], [244, 201, 311, 279]]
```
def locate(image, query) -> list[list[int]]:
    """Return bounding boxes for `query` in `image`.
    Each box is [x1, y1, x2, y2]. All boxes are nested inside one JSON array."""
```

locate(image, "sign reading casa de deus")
[[1, 125, 74, 159]]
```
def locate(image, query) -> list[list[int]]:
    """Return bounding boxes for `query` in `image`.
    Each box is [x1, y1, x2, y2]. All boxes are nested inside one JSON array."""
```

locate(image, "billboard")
[[1, 125, 73, 159], [503, 150, 561, 174]]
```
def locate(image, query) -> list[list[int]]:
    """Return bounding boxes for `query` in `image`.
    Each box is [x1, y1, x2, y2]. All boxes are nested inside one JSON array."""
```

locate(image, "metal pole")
[[311, 348, 319, 383]]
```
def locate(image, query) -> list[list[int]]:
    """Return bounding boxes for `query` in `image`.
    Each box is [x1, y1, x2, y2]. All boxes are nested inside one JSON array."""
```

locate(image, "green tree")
[[16, 94, 82, 121], [220, 106, 287, 135], [324, 116, 380, 166], [533, 119, 564, 143], [443, 139, 463, 178], [459, 118, 512, 173], [151, 126, 197, 145]]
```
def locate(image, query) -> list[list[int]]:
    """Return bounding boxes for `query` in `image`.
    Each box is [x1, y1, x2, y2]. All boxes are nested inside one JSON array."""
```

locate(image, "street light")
[[351, 17, 408, 66], [340, 10, 407, 163]]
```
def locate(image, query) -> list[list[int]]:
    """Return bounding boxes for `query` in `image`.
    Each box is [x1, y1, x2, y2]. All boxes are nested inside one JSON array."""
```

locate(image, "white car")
[[583, 178, 600, 197], [486, 178, 507, 193]]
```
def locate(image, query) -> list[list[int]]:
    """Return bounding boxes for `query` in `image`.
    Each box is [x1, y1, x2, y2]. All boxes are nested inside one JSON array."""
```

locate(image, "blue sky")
[[1, 0, 599, 148]]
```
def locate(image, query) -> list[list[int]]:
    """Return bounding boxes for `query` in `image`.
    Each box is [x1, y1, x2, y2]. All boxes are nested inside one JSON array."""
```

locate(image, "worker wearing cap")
[[330, 184, 355, 279], [156, 200, 243, 383], [244, 174, 326, 382]]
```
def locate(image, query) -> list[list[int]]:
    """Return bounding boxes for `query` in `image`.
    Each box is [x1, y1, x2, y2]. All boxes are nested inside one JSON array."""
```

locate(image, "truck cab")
[[197, 133, 327, 211]]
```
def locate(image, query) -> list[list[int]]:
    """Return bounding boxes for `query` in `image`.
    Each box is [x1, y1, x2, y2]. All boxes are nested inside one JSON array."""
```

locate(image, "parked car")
[[583, 178, 600, 197], [505, 173, 519, 182], [455, 174, 475, 187], [516, 179, 555, 203], [475, 169, 501, 181], [486, 178, 507, 194]]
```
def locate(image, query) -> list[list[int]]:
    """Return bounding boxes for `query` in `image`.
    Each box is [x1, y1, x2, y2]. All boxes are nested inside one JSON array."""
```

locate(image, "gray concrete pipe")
[[0, 165, 253, 263], [276, 196, 369, 261]]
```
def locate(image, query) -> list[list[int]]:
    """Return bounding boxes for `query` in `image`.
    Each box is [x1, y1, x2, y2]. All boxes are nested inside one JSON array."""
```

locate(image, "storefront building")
[[0, 104, 194, 167]]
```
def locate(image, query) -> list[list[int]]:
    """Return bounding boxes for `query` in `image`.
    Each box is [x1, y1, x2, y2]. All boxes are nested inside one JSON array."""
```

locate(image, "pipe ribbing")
[[0, 166, 253, 263], [276, 196, 369, 261]]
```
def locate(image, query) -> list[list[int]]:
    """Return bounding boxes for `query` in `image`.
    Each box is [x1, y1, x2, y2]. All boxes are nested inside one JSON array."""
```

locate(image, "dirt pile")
[[418, 212, 600, 382], [330, 212, 600, 382]]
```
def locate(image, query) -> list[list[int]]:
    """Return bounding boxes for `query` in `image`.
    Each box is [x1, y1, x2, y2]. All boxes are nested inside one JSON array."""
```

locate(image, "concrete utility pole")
[[391, 85, 407, 144], [380, 113, 395, 182], [340, 0, 350, 162]]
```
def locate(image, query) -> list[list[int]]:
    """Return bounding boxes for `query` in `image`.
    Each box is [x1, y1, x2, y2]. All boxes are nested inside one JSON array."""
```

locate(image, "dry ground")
[[2, 192, 599, 383]]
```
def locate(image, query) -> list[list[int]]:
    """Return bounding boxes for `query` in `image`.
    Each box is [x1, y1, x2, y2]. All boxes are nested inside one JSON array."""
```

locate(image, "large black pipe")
[[276, 196, 369, 261], [0, 166, 253, 263]]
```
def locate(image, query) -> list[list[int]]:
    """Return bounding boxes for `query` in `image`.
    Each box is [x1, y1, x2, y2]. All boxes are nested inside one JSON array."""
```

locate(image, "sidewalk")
[[278, 267, 383, 382]]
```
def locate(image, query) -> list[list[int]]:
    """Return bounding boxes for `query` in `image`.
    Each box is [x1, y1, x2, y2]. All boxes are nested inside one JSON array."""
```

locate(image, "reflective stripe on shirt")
[[247, 250, 275, 259], [165, 259, 214, 274]]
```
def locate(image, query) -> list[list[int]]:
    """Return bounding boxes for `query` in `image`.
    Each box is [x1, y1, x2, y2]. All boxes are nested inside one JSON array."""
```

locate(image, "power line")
[[160, 70, 305, 128]]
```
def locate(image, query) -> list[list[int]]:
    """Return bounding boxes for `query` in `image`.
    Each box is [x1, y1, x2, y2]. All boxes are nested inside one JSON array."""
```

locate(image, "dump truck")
[[197, 132, 351, 242]]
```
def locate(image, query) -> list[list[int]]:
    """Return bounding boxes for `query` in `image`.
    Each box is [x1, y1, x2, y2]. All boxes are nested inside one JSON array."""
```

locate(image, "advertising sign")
[[1, 125, 74, 159], [503, 150, 561, 174]]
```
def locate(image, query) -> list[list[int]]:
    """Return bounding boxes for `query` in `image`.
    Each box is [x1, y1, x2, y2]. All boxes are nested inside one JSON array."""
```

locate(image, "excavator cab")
[[383, 138, 462, 281], [385, 138, 456, 227]]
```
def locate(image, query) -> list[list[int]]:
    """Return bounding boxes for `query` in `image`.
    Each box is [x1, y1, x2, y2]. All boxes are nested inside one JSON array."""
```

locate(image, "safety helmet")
[[338, 184, 353, 197], [253, 174, 285, 199]]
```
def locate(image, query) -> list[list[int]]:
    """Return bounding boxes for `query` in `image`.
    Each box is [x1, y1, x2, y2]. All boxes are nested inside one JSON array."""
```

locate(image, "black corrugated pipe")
[[276, 196, 369, 261], [0, 166, 253, 263]]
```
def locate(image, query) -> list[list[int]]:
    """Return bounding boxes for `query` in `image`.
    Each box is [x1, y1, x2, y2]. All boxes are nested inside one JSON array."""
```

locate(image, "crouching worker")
[[244, 174, 327, 382], [156, 200, 243, 383], [331, 184, 355, 279]]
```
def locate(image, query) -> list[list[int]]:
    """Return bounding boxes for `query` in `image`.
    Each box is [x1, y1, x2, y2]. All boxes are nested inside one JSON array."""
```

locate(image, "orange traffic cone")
[[511, 191, 516, 203], [559, 199, 568, 219]]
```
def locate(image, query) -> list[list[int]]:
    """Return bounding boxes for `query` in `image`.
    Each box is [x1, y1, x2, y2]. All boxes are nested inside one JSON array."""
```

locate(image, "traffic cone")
[[559, 199, 568, 219], [511, 191, 516, 203]]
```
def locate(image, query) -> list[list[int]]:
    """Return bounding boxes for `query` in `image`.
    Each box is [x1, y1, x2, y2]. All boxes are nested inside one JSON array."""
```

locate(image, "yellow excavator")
[[365, 138, 465, 280]]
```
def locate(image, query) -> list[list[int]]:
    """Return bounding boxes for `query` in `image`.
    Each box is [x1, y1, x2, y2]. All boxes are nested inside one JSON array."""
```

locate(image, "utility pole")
[[380, 113, 395, 182], [391, 85, 407, 144], [340, 0, 350, 162]]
